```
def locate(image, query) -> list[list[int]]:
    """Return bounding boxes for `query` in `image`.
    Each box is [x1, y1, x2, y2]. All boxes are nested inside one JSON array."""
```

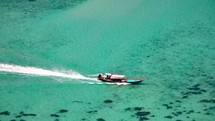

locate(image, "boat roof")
[[111, 74, 125, 79]]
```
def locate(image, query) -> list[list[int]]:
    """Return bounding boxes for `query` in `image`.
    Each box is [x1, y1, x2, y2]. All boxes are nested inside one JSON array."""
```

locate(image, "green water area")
[[0, 0, 215, 121]]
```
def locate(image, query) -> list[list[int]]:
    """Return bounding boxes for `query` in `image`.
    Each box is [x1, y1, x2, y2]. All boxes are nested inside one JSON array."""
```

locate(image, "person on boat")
[[98, 74, 106, 81]]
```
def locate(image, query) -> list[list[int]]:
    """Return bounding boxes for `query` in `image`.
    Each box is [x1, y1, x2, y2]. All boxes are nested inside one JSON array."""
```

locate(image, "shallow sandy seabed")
[[0, 0, 215, 121]]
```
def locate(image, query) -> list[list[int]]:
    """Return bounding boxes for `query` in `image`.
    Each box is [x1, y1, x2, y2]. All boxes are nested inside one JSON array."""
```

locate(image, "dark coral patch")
[[187, 87, 200, 91], [18, 111, 36, 117], [176, 111, 182, 115], [199, 99, 215, 103], [50, 114, 60, 117], [87, 110, 97, 113], [125, 107, 132, 111], [164, 115, 173, 119], [125, 107, 153, 120], [59, 109, 68, 113], [193, 84, 200, 87], [23, 113, 36, 116], [125, 107, 144, 112], [15, 115, 22, 118], [204, 112, 212, 115], [186, 110, 194, 114], [200, 89, 207, 92], [175, 100, 181, 103], [135, 111, 151, 117], [97, 118, 105, 121], [104, 100, 113, 103], [208, 106, 215, 110], [181, 84, 207, 99], [162, 104, 173, 109], [169, 102, 174, 104], [172, 112, 178, 116], [191, 92, 202, 95], [134, 107, 144, 111], [182, 96, 188, 99], [139, 117, 149, 120], [0, 111, 10, 115]]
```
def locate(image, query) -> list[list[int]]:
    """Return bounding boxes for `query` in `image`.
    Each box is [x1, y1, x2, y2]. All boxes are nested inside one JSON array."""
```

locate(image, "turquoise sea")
[[0, 0, 215, 121]]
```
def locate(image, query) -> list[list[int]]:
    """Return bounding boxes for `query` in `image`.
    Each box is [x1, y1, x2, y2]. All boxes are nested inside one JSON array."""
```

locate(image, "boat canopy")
[[110, 74, 125, 79]]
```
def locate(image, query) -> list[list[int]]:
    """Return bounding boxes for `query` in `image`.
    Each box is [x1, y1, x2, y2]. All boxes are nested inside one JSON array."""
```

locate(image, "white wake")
[[0, 63, 95, 81]]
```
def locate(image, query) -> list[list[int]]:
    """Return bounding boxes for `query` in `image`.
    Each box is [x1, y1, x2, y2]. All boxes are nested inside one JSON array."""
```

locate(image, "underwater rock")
[[135, 111, 151, 117], [125, 107, 144, 112], [0, 111, 10, 115], [199, 99, 215, 103], [15, 115, 22, 118], [182, 96, 188, 99], [139, 117, 149, 120], [176, 111, 182, 115], [97, 118, 105, 121], [200, 89, 207, 92], [104, 100, 113, 103], [87, 110, 97, 113], [10, 120, 16, 121], [54, 119, 59, 121], [20, 119, 26, 121], [59, 109, 68, 113], [191, 92, 202, 95], [19, 111, 36, 117], [162, 104, 173, 109], [175, 105, 181, 108], [172, 112, 178, 116], [28, 0, 36, 2], [50, 114, 60, 117], [167, 106, 173, 109], [125, 107, 152, 120], [181, 84, 207, 98], [20, 111, 24, 114], [23, 113, 36, 116], [208, 106, 215, 110], [169, 102, 174, 104], [125, 108, 132, 111], [164, 115, 173, 119], [204, 112, 212, 115], [176, 120, 182, 121], [72, 101, 84, 103], [186, 110, 194, 114], [134, 107, 144, 111], [175, 100, 181, 103], [187, 87, 200, 91], [193, 84, 200, 87]]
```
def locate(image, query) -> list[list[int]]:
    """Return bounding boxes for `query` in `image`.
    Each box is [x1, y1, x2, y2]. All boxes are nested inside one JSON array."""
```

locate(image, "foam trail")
[[0, 63, 95, 80]]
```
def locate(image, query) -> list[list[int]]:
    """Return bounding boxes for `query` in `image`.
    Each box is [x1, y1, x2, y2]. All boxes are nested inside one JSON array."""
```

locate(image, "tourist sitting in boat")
[[98, 74, 106, 81]]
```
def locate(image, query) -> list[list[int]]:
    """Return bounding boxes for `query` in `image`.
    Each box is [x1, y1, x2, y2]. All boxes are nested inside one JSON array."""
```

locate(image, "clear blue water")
[[0, 0, 215, 121]]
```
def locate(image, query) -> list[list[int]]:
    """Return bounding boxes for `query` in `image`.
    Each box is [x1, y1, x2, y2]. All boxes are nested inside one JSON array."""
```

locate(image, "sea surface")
[[0, 0, 215, 121]]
